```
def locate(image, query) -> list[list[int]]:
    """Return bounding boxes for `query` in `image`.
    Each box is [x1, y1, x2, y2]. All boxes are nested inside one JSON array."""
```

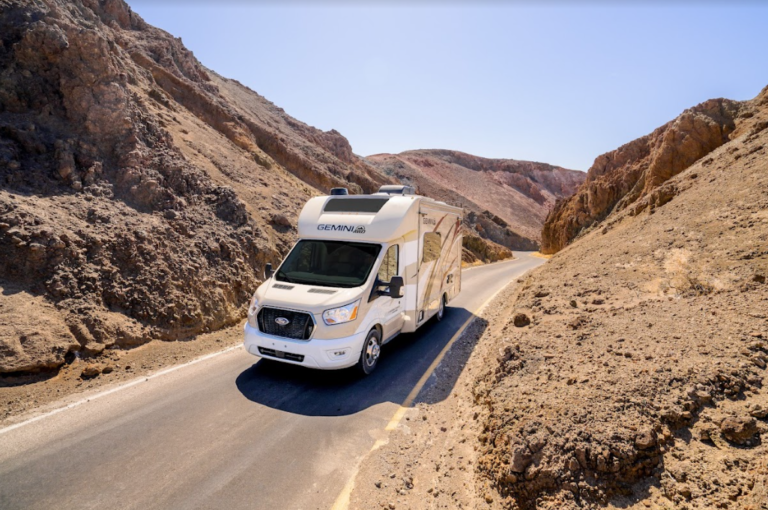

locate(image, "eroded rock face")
[[541, 98, 753, 254], [461, 229, 514, 265], [0, 0, 284, 373]]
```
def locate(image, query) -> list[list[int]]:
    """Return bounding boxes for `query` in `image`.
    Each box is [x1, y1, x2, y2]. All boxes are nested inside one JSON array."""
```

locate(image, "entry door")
[[421, 229, 443, 315], [377, 241, 405, 342]]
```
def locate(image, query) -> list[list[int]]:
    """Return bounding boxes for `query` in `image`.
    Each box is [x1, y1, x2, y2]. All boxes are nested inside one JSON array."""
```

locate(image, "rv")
[[243, 185, 463, 374]]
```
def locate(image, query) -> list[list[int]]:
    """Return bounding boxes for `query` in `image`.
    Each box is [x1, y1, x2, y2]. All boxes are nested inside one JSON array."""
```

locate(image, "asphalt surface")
[[0, 253, 545, 510]]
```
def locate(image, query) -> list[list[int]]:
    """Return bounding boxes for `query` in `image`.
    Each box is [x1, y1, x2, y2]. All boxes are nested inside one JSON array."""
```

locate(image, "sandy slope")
[[351, 96, 768, 509]]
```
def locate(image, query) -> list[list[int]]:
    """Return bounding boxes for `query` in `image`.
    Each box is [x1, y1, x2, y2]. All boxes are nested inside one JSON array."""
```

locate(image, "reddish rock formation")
[[366, 150, 585, 249], [540, 93, 768, 254]]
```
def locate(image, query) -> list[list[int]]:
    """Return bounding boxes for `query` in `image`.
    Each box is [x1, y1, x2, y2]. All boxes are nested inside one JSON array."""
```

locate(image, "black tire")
[[355, 328, 381, 376], [435, 294, 447, 322]]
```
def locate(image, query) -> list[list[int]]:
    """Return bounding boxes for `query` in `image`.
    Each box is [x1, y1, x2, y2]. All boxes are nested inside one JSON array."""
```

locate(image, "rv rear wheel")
[[355, 328, 381, 376], [436, 294, 446, 322]]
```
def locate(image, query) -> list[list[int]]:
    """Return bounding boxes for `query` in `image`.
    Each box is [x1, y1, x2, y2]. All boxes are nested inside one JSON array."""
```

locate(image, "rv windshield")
[[276, 240, 382, 288]]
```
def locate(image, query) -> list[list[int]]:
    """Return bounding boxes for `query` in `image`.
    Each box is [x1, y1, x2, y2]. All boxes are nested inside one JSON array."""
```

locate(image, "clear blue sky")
[[129, 1, 768, 171]]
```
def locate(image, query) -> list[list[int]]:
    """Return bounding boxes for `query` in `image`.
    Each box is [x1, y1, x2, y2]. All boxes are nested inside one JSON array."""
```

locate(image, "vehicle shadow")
[[235, 306, 489, 417]]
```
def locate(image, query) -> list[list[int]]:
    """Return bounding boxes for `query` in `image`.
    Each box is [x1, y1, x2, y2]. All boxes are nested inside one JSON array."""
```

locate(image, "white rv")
[[243, 185, 463, 374]]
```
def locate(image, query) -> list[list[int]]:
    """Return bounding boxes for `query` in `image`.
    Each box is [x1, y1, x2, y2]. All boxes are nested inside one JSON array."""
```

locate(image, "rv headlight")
[[247, 295, 259, 317], [322, 300, 360, 326]]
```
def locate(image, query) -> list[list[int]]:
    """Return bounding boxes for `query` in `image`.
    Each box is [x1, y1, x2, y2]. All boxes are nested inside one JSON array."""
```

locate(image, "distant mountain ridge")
[[366, 149, 585, 249]]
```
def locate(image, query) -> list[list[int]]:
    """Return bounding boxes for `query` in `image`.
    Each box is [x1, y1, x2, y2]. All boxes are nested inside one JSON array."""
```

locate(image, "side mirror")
[[388, 276, 404, 299], [264, 263, 273, 279]]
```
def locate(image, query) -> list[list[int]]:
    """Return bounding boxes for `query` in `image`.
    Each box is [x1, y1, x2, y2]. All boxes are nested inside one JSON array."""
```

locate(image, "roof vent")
[[377, 185, 415, 196], [330, 187, 348, 196]]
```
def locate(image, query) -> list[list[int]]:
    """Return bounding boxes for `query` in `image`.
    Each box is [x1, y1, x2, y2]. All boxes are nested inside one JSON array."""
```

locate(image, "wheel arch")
[[357, 324, 382, 353]]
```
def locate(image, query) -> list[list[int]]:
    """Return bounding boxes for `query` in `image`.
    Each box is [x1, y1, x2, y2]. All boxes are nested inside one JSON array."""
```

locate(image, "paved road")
[[0, 253, 545, 510]]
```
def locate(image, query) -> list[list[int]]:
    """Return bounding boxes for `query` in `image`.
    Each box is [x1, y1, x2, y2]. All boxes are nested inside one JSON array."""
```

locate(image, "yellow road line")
[[330, 282, 510, 510]]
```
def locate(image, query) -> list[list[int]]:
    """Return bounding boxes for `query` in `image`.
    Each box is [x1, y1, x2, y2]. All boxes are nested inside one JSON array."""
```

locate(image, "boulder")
[[513, 313, 531, 328]]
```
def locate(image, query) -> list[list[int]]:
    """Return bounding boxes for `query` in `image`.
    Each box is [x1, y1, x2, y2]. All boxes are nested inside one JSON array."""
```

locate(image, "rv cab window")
[[422, 232, 441, 263], [377, 245, 399, 282], [276, 240, 381, 288]]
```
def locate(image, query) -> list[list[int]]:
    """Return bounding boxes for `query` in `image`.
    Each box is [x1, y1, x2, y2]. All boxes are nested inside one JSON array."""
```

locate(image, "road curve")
[[0, 253, 545, 510]]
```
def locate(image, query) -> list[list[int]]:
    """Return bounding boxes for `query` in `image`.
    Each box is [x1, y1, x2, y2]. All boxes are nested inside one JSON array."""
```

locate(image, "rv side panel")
[[415, 202, 462, 327]]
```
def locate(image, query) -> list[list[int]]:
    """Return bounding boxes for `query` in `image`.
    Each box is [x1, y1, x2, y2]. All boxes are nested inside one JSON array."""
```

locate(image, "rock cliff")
[[0, 0, 383, 373], [474, 86, 768, 509], [541, 94, 767, 253]]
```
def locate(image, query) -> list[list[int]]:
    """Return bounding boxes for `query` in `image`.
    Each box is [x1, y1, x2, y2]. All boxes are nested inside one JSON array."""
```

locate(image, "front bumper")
[[243, 322, 366, 369]]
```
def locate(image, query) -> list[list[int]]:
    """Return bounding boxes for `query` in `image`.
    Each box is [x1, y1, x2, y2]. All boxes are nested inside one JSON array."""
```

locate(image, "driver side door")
[[377, 242, 405, 342]]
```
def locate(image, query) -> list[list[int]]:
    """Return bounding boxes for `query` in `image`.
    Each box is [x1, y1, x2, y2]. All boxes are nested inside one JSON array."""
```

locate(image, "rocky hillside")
[[541, 92, 765, 253], [367, 150, 584, 250], [0, 0, 386, 373], [472, 86, 768, 509]]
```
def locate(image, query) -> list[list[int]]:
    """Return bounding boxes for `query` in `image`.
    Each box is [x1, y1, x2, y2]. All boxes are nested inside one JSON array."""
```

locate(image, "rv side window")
[[378, 245, 399, 282], [422, 232, 441, 263]]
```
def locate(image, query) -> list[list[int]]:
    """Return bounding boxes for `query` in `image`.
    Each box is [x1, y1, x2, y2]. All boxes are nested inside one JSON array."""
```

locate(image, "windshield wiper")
[[276, 272, 294, 283]]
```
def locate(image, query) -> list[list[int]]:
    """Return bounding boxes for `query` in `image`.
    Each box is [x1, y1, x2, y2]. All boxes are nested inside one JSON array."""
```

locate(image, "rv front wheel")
[[355, 329, 381, 375]]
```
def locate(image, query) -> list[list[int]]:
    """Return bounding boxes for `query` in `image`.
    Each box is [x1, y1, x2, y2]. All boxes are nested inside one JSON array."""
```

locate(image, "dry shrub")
[[663, 248, 713, 296]]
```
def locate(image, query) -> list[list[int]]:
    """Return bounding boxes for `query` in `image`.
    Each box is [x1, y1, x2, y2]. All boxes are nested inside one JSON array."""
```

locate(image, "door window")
[[422, 232, 441, 263], [378, 244, 399, 282]]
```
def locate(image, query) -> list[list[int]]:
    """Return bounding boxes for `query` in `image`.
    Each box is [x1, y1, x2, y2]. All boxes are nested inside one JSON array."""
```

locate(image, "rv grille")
[[257, 307, 314, 340], [258, 347, 305, 363]]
